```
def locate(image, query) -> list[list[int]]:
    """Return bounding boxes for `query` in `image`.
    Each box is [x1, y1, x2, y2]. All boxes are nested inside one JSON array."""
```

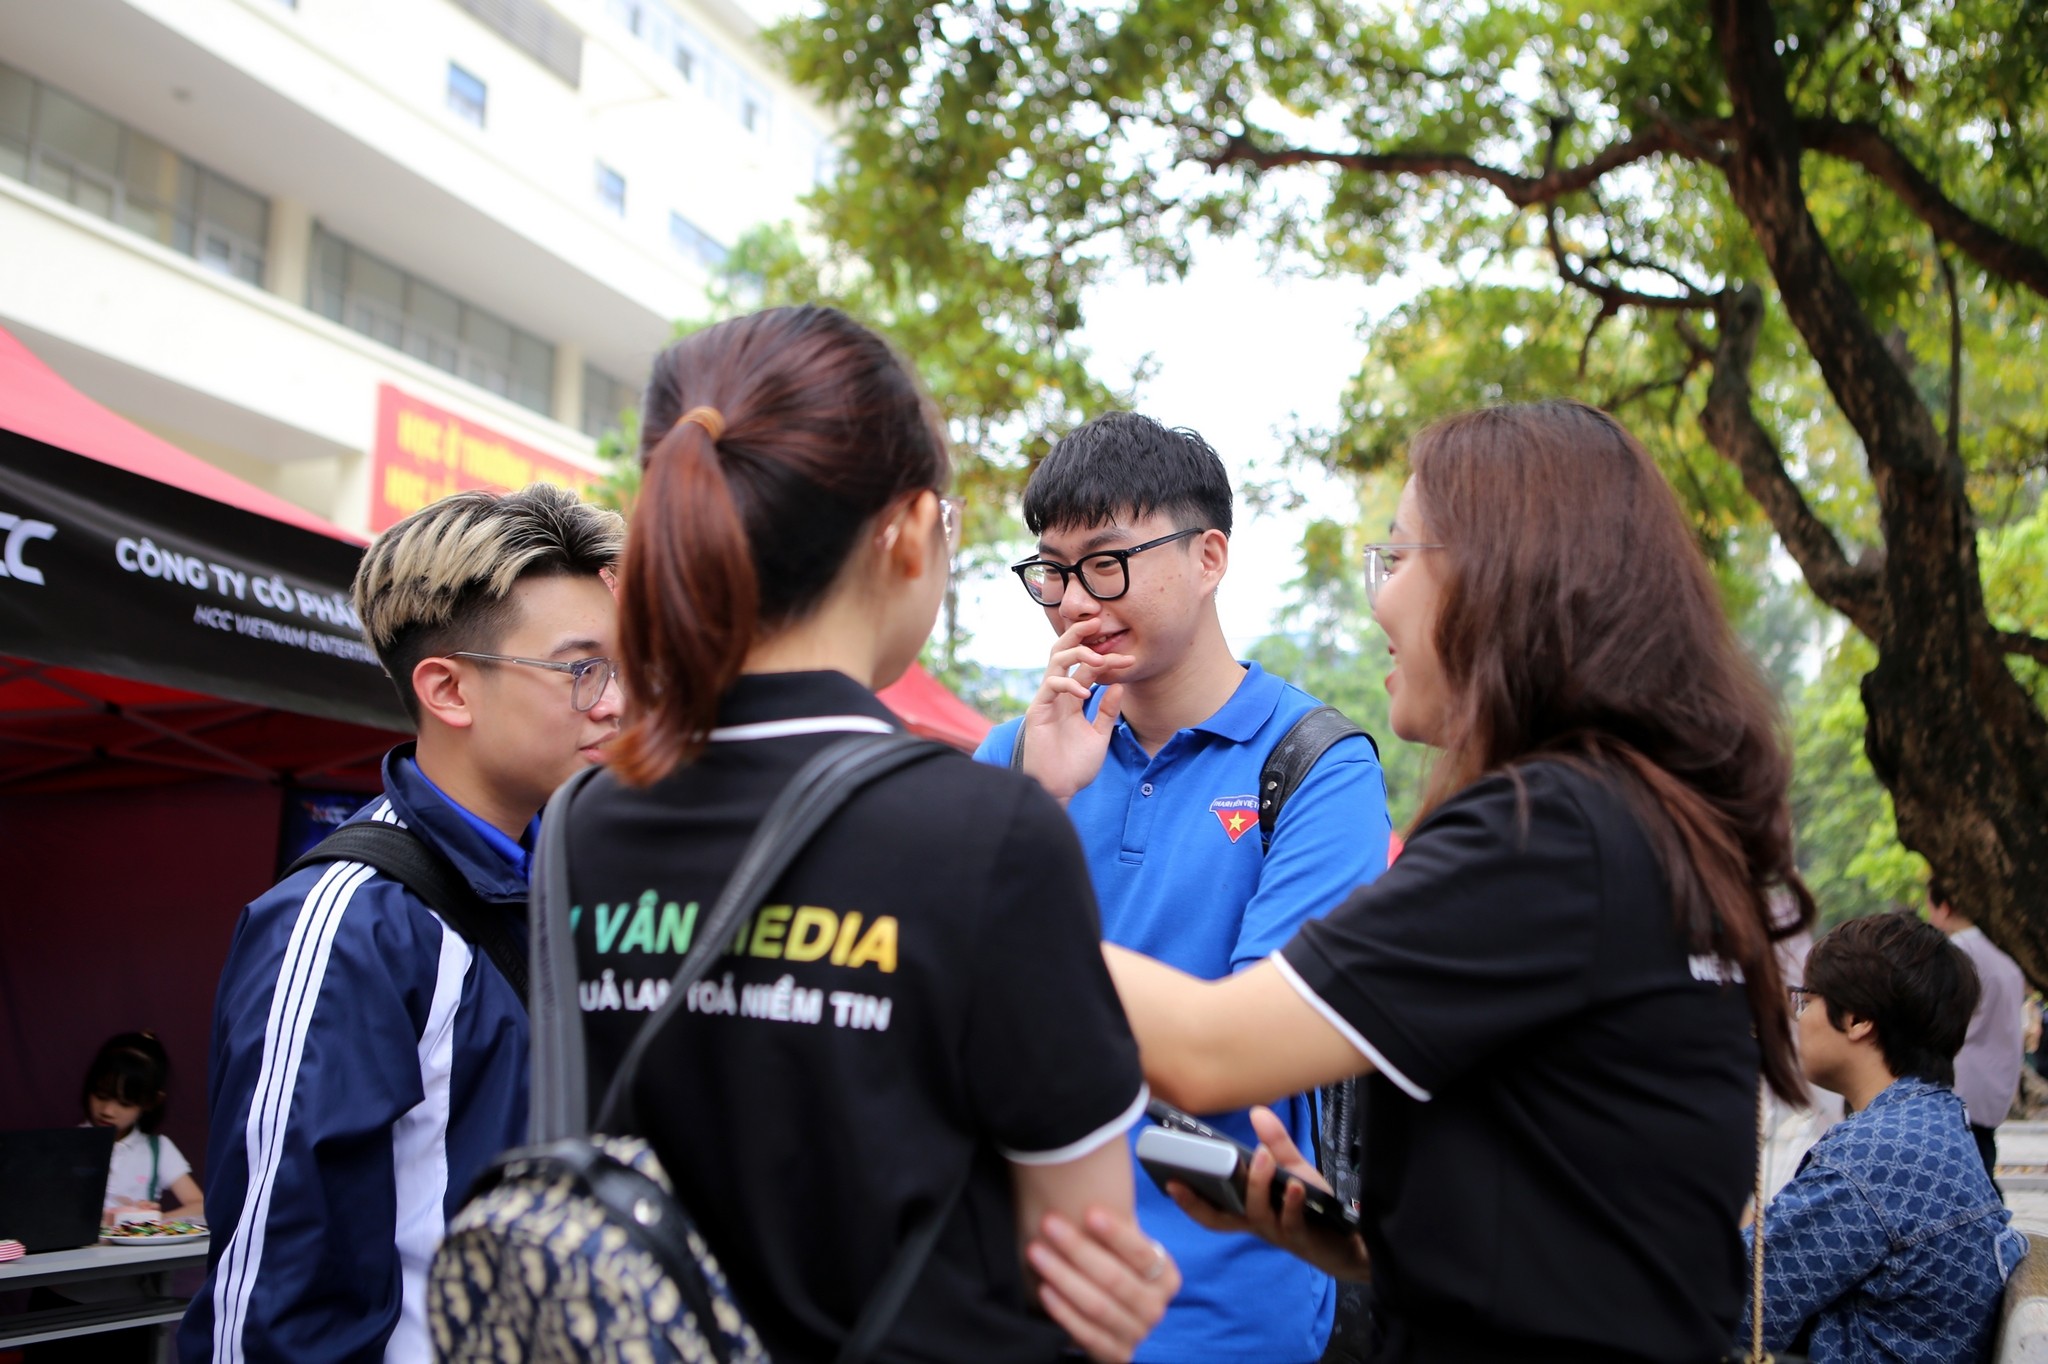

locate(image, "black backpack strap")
[[1254, 705, 1379, 1193], [288, 821, 529, 1007], [1258, 704, 1377, 852]]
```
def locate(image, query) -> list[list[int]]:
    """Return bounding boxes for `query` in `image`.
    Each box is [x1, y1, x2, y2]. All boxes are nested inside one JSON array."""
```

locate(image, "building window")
[[449, 0, 582, 88], [608, 0, 775, 135], [447, 63, 487, 128], [0, 60, 267, 285], [737, 85, 767, 136], [606, 0, 642, 38], [595, 162, 625, 217], [668, 212, 727, 272], [581, 364, 638, 441], [309, 225, 555, 414]]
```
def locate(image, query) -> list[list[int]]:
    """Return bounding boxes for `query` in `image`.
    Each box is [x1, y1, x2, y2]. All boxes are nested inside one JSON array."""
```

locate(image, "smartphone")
[[1136, 1126, 1250, 1215], [1139, 1101, 1360, 1235]]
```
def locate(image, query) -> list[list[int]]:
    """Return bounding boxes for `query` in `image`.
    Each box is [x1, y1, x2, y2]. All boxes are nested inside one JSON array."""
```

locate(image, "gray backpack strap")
[[1008, 723, 1026, 771], [1258, 704, 1376, 852], [529, 764, 607, 1143]]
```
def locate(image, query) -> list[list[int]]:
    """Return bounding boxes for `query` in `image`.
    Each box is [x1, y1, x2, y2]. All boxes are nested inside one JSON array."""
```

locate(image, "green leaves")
[[739, 0, 2048, 938]]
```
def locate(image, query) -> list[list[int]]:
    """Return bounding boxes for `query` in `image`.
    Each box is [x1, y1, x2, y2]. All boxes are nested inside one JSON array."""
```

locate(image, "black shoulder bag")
[[429, 733, 963, 1364]]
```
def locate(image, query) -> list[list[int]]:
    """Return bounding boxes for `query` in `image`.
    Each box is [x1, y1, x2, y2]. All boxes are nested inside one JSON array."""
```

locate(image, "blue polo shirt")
[[977, 661, 1390, 1363]]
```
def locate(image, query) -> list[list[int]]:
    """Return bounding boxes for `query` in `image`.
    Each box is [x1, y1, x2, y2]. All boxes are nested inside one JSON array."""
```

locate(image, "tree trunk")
[[1707, 0, 2048, 980]]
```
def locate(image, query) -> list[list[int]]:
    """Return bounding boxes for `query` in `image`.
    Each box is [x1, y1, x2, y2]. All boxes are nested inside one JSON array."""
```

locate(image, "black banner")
[[0, 430, 407, 730]]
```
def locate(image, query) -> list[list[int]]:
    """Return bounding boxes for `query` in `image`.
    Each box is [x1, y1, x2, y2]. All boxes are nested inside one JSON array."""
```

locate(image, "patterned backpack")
[[429, 735, 955, 1364]]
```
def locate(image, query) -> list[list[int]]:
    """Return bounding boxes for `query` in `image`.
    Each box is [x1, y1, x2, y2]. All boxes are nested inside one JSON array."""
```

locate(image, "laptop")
[[0, 1126, 116, 1252]]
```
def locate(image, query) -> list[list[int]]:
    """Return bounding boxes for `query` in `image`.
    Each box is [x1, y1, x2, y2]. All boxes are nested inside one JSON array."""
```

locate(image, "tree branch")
[[1800, 117, 2048, 302], [1712, 0, 1947, 478], [2001, 631, 2048, 666], [1935, 236, 1962, 462], [1201, 123, 1701, 207], [1697, 283, 1887, 637], [1544, 208, 1720, 314], [1603, 349, 1708, 413]]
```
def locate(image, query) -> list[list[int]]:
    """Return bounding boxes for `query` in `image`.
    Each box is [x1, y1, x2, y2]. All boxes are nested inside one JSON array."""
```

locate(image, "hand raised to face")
[[1014, 619, 1136, 805]]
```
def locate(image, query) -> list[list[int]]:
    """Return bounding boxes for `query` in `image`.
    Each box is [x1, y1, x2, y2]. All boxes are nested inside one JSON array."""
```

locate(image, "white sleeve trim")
[[1002, 1083, 1150, 1167], [1270, 951, 1433, 1103]]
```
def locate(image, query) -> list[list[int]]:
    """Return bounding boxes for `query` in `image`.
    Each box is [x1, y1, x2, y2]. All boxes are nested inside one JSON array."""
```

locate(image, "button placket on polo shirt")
[[1117, 729, 1187, 865]]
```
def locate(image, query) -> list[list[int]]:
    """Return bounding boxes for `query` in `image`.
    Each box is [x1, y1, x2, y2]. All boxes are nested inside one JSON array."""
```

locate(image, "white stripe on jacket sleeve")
[[385, 918, 471, 1364], [213, 799, 406, 1361], [213, 856, 379, 1360]]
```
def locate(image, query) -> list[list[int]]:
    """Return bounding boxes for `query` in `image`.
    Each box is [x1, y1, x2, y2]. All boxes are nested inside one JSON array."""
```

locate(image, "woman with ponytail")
[[1105, 400, 1814, 1362], [565, 307, 1171, 1363]]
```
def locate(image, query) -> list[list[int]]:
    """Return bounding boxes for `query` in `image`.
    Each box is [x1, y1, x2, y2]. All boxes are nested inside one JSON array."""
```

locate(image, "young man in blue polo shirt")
[[977, 412, 1390, 1362]]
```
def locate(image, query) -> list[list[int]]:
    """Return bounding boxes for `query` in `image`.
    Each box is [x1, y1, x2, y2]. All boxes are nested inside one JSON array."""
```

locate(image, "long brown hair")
[[612, 306, 948, 785], [1409, 399, 1813, 1102]]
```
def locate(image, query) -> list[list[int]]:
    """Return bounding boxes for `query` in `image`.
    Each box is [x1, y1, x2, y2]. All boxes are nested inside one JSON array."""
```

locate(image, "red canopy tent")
[[0, 326, 405, 794], [0, 323, 995, 1158], [0, 326, 403, 1162], [0, 326, 363, 540], [876, 662, 993, 751]]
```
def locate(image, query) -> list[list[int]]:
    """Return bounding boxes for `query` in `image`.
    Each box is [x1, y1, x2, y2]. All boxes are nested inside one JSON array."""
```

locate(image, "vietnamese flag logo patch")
[[1210, 794, 1260, 843]]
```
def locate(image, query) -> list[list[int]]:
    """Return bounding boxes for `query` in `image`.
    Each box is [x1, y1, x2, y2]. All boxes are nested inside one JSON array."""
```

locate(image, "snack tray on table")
[[99, 1220, 209, 1245]]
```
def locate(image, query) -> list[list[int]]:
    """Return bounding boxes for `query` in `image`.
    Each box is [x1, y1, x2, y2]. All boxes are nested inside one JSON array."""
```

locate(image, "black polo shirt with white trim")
[[1277, 759, 1756, 1363], [567, 670, 1146, 1364]]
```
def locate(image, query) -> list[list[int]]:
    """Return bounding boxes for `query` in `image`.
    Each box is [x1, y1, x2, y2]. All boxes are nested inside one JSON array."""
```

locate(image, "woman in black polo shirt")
[[566, 306, 1169, 1362], [1103, 400, 1814, 1362]]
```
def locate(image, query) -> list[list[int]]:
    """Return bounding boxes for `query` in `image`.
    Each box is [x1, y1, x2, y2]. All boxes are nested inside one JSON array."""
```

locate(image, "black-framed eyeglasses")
[[1010, 527, 1207, 606], [447, 652, 620, 712], [1361, 541, 1443, 608], [1788, 985, 1821, 1017]]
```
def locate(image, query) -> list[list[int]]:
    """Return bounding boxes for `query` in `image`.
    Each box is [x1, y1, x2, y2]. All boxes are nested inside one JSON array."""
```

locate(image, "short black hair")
[[1022, 411, 1234, 538], [83, 1032, 171, 1134], [1805, 911, 1979, 1088]]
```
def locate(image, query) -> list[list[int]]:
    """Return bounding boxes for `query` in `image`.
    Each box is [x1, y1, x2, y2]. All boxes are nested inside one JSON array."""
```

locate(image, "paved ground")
[[1996, 1122, 2048, 1233]]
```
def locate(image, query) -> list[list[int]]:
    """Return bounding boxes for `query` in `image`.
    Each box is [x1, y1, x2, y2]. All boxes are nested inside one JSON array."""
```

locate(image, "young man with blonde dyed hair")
[[182, 485, 625, 1364]]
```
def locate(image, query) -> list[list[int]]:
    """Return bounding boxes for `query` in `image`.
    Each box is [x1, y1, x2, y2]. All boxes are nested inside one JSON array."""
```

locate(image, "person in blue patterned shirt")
[[1744, 911, 2029, 1361]]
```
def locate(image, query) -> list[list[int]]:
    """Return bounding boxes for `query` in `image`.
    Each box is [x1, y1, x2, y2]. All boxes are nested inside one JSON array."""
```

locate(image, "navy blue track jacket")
[[179, 746, 529, 1363]]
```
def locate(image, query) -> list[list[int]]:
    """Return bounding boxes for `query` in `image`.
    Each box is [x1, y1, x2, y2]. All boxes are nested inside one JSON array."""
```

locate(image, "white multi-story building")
[[0, 0, 830, 533]]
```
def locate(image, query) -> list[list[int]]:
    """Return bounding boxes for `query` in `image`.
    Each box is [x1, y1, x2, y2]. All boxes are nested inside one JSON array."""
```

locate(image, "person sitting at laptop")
[[81, 1030, 203, 1227]]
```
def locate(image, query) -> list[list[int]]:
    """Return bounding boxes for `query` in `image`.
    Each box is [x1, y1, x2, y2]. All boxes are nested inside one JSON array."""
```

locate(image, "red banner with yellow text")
[[371, 384, 596, 532]]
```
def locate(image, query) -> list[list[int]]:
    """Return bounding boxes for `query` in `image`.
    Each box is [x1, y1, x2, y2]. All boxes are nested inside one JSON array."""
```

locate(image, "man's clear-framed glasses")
[[447, 652, 619, 712], [938, 495, 965, 557], [1361, 542, 1443, 608], [1010, 527, 1206, 606], [1788, 985, 1821, 1018]]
